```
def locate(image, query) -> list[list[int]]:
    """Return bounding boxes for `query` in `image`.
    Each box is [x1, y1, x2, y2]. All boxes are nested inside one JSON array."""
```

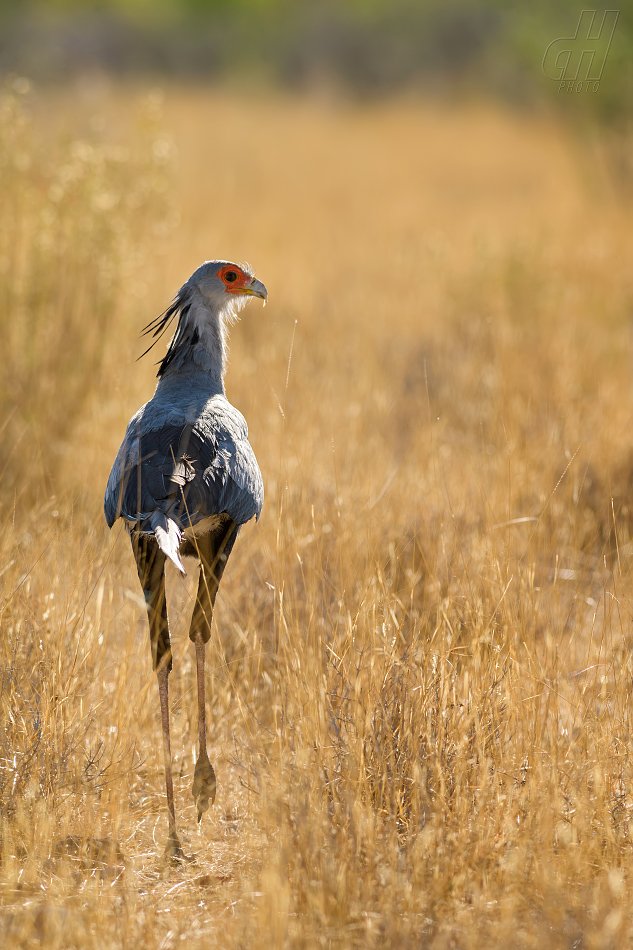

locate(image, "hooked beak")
[[240, 277, 268, 301]]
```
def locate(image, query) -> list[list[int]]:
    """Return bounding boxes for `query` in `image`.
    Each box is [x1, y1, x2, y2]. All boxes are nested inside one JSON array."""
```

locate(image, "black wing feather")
[[108, 421, 260, 532]]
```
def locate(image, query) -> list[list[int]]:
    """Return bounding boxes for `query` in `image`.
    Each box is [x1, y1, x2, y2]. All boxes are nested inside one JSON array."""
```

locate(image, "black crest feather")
[[138, 285, 195, 377]]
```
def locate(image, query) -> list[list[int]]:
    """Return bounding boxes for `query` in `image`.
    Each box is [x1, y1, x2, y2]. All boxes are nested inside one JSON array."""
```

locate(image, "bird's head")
[[141, 259, 267, 379], [188, 260, 267, 319]]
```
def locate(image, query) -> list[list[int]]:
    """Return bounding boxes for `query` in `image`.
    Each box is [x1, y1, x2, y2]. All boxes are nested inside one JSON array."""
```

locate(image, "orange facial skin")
[[218, 265, 252, 293]]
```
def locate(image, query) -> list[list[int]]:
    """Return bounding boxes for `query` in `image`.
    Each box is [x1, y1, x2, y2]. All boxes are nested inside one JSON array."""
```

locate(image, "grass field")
[[2, 83, 633, 948]]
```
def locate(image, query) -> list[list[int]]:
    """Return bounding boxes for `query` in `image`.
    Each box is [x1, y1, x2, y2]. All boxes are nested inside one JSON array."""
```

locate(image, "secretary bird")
[[104, 260, 266, 860]]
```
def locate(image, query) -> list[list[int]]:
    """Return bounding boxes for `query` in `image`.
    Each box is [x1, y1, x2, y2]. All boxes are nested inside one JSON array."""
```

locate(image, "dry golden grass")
[[3, 83, 633, 948]]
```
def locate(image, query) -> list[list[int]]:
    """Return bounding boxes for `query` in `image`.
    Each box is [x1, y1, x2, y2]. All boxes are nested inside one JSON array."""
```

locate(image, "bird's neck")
[[161, 295, 229, 390]]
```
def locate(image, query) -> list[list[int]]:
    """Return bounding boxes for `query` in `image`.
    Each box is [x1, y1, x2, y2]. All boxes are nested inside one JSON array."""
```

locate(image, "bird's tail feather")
[[150, 511, 185, 574]]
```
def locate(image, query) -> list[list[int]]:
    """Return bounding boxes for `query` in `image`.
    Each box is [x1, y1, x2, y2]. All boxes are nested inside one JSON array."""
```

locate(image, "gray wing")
[[104, 409, 263, 532]]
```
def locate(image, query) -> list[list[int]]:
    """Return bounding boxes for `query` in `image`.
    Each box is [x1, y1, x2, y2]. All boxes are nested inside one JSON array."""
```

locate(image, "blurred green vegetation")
[[0, 1, 632, 126]]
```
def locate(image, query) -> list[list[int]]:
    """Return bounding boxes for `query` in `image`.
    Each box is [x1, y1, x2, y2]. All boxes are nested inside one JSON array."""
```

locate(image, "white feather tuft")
[[221, 292, 251, 327], [150, 511, 186, 574]]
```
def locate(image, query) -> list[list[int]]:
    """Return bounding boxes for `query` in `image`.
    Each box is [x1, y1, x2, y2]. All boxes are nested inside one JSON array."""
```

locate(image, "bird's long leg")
[[157, 665, 181, 858], [189, 520, 238, 821], [131, 531, 184, 861]]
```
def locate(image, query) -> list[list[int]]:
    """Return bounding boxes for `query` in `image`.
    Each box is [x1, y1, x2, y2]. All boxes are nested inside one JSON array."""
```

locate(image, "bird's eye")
[[224, 271, 238, 283]]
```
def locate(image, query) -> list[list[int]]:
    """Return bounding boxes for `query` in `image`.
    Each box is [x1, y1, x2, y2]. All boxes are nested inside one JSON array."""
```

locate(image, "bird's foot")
[[192, 749, 216, 821], [162, 828, 192, 865]]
